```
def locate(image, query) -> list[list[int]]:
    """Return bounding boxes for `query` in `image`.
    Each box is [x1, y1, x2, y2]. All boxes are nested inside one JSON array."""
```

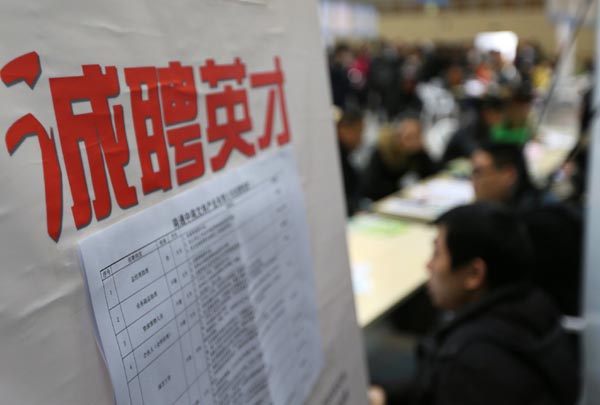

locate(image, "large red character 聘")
[[125, 66, 172, 194], [158, 62, 204, 185]]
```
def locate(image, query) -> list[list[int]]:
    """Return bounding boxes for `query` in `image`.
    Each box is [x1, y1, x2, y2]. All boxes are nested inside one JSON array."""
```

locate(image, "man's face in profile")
[[471, 150, 514, 203], [338, 120, 364, 152], [426, 226, 473, 311], [394, 118, 423, 155]]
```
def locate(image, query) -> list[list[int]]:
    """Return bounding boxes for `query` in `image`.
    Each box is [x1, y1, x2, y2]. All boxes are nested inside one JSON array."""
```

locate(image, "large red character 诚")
[[200, 58, 255, 171], [5, 115, 63, 241], [2, 52, 63, 241], [50, 65, 137, 229]]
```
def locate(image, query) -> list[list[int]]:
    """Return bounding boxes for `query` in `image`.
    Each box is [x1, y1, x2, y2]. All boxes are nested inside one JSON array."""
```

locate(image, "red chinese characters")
[[158, 62, 204, 185], [250, 57, 291, 149], [5, 115, 63, 241], [125, 66, 172, 194], [200, 58, 255, 171], [2, 53, 292, 242], [2, 51, 63, 241], [50, 65, 137, 228]]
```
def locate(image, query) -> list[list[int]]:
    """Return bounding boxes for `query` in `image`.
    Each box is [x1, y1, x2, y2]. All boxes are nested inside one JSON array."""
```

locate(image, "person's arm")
[[359, 149, 399, 201], [413, 151, 440, 179], [440, 132, 464, 166]]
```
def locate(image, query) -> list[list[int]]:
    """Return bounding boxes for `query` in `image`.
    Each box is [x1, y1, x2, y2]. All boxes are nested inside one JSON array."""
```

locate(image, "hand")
[[368, 385, 386, 405]]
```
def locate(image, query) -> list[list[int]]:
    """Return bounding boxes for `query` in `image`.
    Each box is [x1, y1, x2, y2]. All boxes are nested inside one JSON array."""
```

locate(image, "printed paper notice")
[[79, 147, 323, 405]]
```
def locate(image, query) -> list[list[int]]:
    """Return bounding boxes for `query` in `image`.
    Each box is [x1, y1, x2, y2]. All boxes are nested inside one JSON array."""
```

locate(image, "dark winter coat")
[[412, 285, 580, 405], [338, 142, 360, 216], [360, 127, 438, 202], [361, 147, 437, 202], [441, 119, 489, 165]]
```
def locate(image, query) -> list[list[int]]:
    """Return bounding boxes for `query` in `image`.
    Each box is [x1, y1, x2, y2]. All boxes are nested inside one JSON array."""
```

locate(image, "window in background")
[[319, 1, 379, 45], [475, 31, 519, 63]]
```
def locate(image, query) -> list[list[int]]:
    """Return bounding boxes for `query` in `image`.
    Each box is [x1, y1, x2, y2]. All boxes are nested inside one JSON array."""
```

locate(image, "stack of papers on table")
[[375, 178, 474, 222]]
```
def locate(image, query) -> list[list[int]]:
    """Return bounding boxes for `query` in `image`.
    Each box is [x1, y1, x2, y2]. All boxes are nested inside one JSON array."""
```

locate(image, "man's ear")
[[464, 258, 487, 291]]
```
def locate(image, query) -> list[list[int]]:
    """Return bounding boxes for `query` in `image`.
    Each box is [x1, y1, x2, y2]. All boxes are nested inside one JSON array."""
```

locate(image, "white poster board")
[[0, 1, 368, 404], [582, 1, 600, 400]]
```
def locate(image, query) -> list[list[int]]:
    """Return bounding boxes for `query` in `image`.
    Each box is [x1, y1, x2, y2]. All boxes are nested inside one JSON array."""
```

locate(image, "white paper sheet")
[[79, 146, 323, 405], [376, 198, 444, 222], [376, 178, 474, 222], [405, 178, 474, 205]]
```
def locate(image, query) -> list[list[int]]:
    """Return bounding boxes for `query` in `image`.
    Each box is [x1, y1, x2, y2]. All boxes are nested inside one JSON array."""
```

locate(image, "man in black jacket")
[[470, 142, 583, 316], [412, 203, 579, 405]]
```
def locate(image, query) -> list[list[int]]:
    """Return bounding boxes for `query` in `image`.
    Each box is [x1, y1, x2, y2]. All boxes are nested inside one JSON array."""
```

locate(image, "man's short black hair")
[[510, 83, 534, 103], [435, 202, 533, 289], [477, 141, 535, 194], [337, 105, 364, 127], [478, 141, 524, 169], [392, 109, 422, 124], [333, 43, 351, 57], [481, 95, 506, 112]]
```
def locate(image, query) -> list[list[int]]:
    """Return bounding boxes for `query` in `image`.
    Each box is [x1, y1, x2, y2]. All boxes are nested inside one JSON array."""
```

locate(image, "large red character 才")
[[250, 56, 291, 149]]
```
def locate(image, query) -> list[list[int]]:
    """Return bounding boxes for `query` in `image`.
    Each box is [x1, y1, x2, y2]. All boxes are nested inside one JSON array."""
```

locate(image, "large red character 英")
[[200, 58, 255, 171]]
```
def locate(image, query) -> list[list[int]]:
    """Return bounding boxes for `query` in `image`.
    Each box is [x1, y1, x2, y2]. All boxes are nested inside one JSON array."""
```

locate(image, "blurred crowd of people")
[[330, 39, 553, 117], [330, 39, 592, 405], [330, 38, 592, 219]]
